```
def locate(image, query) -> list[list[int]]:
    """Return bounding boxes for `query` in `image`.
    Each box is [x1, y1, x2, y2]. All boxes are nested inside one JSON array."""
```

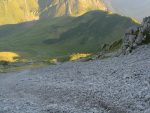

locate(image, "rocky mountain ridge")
[[0, 0, 107, 25], [122, 16, 150, 54], [1, 0, 150, 25], [40, 0, 107, 18]]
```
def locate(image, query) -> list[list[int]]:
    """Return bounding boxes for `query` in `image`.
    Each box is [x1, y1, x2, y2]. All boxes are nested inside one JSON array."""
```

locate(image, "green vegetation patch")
[[0, 11, 137, 62]]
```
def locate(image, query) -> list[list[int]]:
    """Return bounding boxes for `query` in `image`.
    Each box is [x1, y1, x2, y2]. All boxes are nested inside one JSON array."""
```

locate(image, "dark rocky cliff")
[[122, 16, 150, 54]]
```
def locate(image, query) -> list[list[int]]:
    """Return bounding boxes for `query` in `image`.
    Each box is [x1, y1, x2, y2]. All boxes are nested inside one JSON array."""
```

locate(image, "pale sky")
[[104, 0, 150, 22]]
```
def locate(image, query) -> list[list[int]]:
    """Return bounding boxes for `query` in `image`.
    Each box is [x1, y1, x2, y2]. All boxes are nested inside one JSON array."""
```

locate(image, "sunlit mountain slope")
[[0, 0, 107, 25], [0, 0, 39, 25]]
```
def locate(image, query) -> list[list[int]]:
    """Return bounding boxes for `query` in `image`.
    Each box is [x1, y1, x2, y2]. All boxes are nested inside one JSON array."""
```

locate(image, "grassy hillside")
[[0, 11, 137, 61]]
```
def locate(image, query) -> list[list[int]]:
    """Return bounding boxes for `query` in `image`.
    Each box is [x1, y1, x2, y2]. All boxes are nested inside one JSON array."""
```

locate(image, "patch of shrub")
[[0, 52, 20, 63], [69, 53, 91, 61]]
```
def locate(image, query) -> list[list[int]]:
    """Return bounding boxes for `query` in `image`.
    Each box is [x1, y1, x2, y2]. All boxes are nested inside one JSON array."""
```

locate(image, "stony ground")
[[0, 45, 150, 113]]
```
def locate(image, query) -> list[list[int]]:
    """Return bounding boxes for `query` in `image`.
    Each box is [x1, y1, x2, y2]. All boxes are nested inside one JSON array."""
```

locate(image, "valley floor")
[[0, 45, 150, 113]]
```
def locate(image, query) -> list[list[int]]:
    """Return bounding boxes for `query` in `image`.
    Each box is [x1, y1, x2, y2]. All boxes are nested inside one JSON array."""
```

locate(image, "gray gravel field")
[[0, 45, 150, 113]]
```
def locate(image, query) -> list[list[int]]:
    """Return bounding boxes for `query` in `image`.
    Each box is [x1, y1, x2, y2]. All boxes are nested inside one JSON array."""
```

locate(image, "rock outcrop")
[[40, 0, 107, 18], [122, 16, 150, 54]]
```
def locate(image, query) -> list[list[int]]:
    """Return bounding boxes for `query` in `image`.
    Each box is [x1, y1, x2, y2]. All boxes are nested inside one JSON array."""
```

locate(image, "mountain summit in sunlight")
[[1, 0, 150, 25], [0, 0, 39, 25], [39, 0, 107, 17], [0, 0, 107, 25]]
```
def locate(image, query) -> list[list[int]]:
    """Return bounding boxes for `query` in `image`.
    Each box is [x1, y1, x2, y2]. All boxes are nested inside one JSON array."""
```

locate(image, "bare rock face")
[[122, 16, 150, 54], [40, 0, 107, 18]]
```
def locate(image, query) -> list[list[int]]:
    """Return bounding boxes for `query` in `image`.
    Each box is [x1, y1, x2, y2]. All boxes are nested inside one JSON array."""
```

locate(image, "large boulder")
[[122, 16, 150, 54]]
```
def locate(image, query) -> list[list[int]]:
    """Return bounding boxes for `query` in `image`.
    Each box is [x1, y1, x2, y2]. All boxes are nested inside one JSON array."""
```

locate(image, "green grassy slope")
[[0, 11, 137, 61], [56, 11, 136, 52]]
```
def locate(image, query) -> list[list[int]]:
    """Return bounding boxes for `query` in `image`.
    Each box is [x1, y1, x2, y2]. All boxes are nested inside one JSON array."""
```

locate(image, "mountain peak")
[[39, 0, 107, 17], [0, 0, 107, 25]]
